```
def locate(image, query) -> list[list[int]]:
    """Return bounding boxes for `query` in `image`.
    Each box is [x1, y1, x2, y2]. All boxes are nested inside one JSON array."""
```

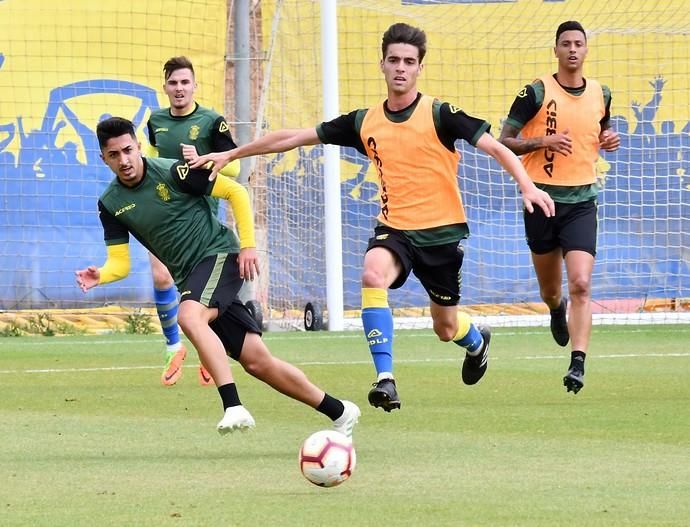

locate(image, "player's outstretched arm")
[[476, 132, 555, 217], [75, 244, 131, 292], [184, 128, 321, 181]]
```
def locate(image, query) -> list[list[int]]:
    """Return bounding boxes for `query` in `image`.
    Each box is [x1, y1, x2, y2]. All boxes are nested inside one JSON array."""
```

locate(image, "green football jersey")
[[147, 103, 236, 158], [147, 103, 238, 215], [98, 157, 239, 285]]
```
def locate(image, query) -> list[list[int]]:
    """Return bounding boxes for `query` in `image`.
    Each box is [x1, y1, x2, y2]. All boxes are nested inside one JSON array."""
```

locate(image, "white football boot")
[[217, 405, 256, 435], [332, 400, 361, 438]]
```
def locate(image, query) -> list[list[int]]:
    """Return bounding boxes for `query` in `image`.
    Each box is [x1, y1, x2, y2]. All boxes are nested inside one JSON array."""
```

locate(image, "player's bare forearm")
[[187, 128, 321, 180], [233, 128, 321, 159], [499, 123, 546, 155], [500, 123, 572, 156], [500, 136, 546, 155]]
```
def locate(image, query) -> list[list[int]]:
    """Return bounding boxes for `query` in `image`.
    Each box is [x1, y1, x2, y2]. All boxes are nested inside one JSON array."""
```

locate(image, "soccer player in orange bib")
[[499, 21, 620, 394], [186, 23, 555, 411]]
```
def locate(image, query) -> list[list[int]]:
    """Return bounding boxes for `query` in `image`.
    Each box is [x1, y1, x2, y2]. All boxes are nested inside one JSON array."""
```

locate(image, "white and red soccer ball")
[[299, 430, 356, 487]]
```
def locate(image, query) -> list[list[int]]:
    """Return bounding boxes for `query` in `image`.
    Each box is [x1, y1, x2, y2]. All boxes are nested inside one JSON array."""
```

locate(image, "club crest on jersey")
[[156, 182, 171, 202], [188, 125, 200, 140], [219, 121, 229, 133]]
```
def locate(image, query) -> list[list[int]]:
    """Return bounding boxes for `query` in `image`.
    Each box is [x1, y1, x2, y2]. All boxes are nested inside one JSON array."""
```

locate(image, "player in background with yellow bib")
[[499, 21, 620, 394], [185, 23, 555, 412]]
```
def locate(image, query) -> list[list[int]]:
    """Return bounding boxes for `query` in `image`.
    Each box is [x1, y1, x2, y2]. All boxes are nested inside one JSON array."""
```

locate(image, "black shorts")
[[523, 200, 598, 256], [180, 253, 261, 360], [366, 225, 464, 306]]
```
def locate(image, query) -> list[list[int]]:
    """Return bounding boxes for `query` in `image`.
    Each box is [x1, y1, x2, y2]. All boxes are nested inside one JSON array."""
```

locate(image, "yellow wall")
[[0, 0, 226, 161], [261, 0, 690, 131]]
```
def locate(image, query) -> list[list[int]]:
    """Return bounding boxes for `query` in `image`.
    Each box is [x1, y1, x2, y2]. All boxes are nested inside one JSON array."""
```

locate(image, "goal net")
[[252, 0, 690, 329]]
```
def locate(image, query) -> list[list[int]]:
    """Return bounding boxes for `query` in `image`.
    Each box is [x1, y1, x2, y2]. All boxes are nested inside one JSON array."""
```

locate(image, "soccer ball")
[[299, 430, 356, 487]]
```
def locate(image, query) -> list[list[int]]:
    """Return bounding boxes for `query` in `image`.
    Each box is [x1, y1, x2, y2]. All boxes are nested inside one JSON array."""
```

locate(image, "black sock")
[[570, 351, 586, 372], [218, 383, 241, 410], [316, 393, 345, 421]]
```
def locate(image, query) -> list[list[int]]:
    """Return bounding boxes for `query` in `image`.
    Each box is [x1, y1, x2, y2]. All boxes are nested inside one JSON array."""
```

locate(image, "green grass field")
[[1, 325, 689, 526]]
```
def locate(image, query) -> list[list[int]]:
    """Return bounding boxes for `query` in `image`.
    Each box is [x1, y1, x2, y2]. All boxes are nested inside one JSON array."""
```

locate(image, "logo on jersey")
[[155, 127, 168, 133], [156, 183, 171, 202], [366, 329, 389, 346], [448, 104, 463, 114], [176, 163, 189, 180], [376, 234, 389, 240], [188, 125, 200, 140], [114, 203, 136, 216], [428, 289, 452, 302], [366, 136, 389, 220], [517, 87, 528, 98], [543, 99, 557, 178], [219, 121, 229, 133]]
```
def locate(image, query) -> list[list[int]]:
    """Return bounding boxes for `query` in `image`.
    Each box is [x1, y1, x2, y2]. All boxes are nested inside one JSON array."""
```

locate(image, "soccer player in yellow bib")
[[185, 23, 555, 412], [499, 21, 620, 394]]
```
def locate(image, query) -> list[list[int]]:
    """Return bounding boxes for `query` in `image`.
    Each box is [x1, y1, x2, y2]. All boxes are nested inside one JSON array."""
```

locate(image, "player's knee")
[[239, 344, 271, 378], [568, 275, 591, 298], [151, 269, 174, 289], [433, 321, 456, 342], [177, 304, 207, 334], [176, 310, 196, 334], [242, 360, 268, 379], [361, 268, 387, 288], [539, 288, 560, 305], [150, 259, 174, 288]]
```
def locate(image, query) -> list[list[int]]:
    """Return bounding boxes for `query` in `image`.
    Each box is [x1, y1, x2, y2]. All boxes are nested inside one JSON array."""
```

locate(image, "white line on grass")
[[1, 351, 688, 374]]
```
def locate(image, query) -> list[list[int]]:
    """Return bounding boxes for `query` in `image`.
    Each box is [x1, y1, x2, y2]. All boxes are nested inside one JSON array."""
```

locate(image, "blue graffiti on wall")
[[1, 71, 688, 309], [0, 77, 159, 308]]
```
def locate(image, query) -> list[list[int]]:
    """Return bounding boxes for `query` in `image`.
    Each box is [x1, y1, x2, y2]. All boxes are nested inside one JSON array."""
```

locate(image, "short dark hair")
[[382, 23, 427, 63], [163, 56, 195, 80], [96, 117, 136, 149], [556, 21, 586, 44]]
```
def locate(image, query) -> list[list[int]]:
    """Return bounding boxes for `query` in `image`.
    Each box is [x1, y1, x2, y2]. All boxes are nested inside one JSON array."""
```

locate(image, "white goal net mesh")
[[252, 0, 690, 329]]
